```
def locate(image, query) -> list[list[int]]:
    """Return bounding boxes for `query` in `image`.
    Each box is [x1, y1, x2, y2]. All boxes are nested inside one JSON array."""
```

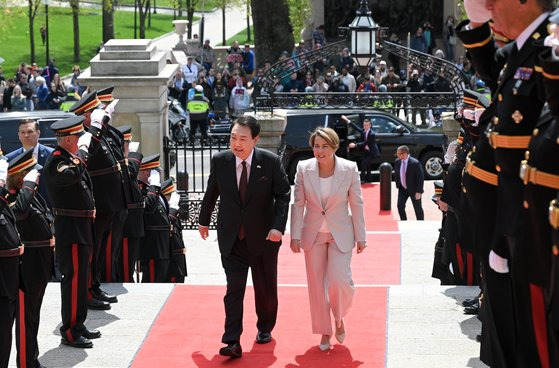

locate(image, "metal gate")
[[164, 136, 229, 229]]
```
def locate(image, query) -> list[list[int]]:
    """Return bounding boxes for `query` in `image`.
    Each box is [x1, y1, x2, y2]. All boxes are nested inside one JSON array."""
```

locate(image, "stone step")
[[89, 51, 167, 76], [100, 44, 158, 61], [103, 38, 153, 51]]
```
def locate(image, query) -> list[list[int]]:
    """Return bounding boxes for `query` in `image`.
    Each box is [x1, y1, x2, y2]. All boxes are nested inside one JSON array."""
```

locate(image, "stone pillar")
[[244, 111, 287, 153], [79, 39, 178, 163]]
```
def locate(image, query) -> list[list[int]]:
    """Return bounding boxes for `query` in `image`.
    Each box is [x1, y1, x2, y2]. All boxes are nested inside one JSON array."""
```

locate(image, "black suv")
[[279, 109, 446, 182], [0, 111, 73, 154]]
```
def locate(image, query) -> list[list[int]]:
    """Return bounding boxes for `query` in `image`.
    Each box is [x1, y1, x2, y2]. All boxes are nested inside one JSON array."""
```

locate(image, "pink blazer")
[[290, 156, 366, 252]]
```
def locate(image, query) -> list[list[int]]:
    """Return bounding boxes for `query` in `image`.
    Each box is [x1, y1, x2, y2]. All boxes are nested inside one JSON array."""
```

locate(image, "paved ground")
[[7, 182, 487, 367]]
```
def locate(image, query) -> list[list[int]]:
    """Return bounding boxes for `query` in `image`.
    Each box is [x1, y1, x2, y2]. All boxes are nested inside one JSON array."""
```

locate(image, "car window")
[[366, 115, 405, 134]]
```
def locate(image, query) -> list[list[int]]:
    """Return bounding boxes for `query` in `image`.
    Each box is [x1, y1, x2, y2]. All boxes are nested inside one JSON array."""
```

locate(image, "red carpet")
[[131, 285, 387, 368], [361, 184, 398, 231]]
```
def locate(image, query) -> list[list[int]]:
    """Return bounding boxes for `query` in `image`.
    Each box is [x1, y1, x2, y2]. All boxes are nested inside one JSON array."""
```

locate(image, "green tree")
[[70, 0, 80, 62], [27, 0, 42, 64], [251, 0, 294, 67], [102, 0, 115, 43], [185, 0, 198, 38], [288, 0, 309, 42]]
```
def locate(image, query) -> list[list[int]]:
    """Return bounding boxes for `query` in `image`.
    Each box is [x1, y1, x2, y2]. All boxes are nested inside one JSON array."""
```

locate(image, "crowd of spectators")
[[0, 60, 85, 112]]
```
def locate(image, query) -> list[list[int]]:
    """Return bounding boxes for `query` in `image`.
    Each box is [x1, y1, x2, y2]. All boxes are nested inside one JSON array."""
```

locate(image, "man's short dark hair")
[[19, 118, 39, 131], [397, 145, 410, 154], [232, 115, 260, 138]]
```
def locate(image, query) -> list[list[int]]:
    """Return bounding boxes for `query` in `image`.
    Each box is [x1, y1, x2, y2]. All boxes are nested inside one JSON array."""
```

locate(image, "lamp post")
[[348, 0, 378, 68], [44, 0, 50, 67]]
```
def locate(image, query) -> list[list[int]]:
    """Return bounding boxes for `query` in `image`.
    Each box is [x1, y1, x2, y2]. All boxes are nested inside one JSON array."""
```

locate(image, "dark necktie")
[[238, 161, 247, 240]]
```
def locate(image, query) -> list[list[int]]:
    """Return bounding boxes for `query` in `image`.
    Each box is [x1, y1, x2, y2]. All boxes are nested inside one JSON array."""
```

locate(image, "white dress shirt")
[[516, 12, 549, 50], [235, 149, 254, 188]]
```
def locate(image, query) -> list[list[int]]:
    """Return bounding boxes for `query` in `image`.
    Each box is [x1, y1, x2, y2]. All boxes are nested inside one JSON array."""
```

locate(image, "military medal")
[[512, 110, 524, 124], [514, 67, 533, 80], [73, 158, 81, 165]]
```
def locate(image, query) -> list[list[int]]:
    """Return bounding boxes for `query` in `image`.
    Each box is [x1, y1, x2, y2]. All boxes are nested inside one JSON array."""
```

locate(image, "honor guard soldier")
[[459, 0, 553, 366], [43, 116, 101, 349], [161, 179, 187, 283], [518, 40, 559, 367], [137, 155, 171, 283], [96, 87, 134, 282], [7, 148, 53, 367], [0, 159, 23, 367], [116, 126, 145, 282], [70, 91, 124, 309], [550, 191, 559, 364]]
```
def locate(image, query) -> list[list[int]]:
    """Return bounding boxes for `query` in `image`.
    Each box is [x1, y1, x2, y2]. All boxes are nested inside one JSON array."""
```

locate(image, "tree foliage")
[[288, 0, 310, 42]]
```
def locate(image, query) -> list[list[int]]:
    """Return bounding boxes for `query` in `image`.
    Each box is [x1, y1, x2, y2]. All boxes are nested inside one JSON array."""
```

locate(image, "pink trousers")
[[304, 232, 354, 335]]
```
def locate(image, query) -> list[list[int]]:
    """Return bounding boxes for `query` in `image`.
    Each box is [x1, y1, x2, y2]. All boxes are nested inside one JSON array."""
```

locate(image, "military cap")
[[50, 116, 85, 137], [140, 154, 160, 171], [8, 148, 39, 175], [69, 91, 101, 115], [161, 178, 175, 196], [117, 125, 132, 142], [462, 89, 490, 109], [97, 86, 115, 103]]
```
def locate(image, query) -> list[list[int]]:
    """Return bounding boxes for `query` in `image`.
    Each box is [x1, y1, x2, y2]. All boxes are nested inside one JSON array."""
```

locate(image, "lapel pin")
[[257, 165, 261, 169]]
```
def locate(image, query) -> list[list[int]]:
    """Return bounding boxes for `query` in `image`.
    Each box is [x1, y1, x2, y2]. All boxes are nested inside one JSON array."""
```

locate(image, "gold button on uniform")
[[492, 116, 499, 124], [472, 146, 477, 153], [553, 245, 559, 256], [533, 128, 539, 136], [524, 200, 530, 209], [496, 165, 502, 172], [525, 151, 530, 160], [498, 94, 503, 102]]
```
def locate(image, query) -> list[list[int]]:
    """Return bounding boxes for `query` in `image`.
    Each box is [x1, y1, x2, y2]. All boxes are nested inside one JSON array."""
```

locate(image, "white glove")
[[544, 24, 559, 47], [0, 159, 8, 182], [474, 108, 485, 124], [90, 109, 107, 129], [78, 132, 93, 151], [489, 250, 510, 273], [148, 169, 161, 187], [23, 169, 39, 183], [169, 192, 180, 210], [463, 108, 475, 121], [463, 0, 491, 23]]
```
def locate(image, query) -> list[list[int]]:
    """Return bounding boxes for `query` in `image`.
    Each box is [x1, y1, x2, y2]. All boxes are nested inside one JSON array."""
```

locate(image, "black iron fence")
[[254, 92, 459, 113], [163, 135, 230, 229]]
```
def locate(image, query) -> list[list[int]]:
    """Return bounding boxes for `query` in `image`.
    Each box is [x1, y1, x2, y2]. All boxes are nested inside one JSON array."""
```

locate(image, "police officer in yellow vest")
[[59, 86, 81, 112], [187, 85, 210, 146]]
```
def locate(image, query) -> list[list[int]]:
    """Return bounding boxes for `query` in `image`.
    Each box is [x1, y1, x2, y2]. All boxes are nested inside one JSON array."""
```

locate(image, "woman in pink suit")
[[290, 127, 367, 351]]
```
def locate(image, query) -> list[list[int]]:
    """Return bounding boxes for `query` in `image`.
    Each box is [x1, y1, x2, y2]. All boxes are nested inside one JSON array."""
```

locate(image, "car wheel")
[[420, 151, 444, 180]]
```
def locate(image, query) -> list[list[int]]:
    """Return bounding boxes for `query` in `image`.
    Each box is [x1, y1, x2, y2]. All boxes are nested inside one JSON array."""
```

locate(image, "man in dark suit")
[[349, 118, 380, 183], [198, 116, 291, 358], [394, 145, 424, 220], [6, 118, 54, 206]]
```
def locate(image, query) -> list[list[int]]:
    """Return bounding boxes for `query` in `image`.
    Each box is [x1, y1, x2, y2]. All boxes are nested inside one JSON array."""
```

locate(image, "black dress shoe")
[[93, 290, 118, 303], [464, 303, 479, 315], [219, 343, 242, 358], [87, 298, 111, 310], [256, 331, 272, 344], [83, 328, 101, 339], [462, 296, 479, 307], [60, 335, 93, 348]]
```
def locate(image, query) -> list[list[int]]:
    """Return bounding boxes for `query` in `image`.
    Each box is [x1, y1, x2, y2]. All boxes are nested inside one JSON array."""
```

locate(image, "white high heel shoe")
[[335, 320, 346, 344], [319, 335, 331, 351]]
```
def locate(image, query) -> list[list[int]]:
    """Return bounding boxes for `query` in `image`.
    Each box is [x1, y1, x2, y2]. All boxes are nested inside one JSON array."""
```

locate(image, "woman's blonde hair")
[[309, 127, 339, 150]]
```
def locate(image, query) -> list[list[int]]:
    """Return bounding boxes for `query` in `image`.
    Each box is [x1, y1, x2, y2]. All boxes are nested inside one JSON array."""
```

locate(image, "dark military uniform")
[[118, 151, 145, 282], [97, 88, 132, 283], [8, 149, 54, 367], [0, 185, 23, 367], [550, 191, 559, 364], [161, 179, 187, 283], [458, 16, 550, 367], [70, 91, 125, 304], [138, 155, 171, 283], [43, 116, 97, 345], [519, 49, 559, 368]]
